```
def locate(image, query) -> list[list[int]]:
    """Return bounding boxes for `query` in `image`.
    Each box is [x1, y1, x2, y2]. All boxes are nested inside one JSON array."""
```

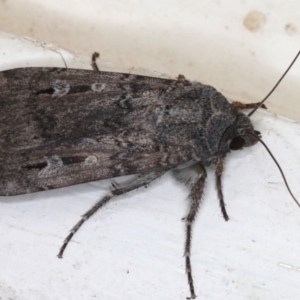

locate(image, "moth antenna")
[[248, 50, 300, 117], [247, 132, 300, 209]]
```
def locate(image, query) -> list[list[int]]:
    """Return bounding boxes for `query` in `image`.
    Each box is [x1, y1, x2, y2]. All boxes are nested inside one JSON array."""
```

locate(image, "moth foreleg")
[[231, 101, 267, 110], [182, 163, 207, 299], [57, 170, 164, 258], [215, 157, 229, 221]]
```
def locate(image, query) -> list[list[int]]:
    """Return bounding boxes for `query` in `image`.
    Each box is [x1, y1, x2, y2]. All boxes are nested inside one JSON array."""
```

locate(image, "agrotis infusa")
[[1, 51, 299, 299]]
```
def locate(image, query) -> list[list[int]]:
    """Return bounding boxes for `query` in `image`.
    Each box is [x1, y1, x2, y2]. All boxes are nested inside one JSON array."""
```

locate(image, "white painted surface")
[[0, 3, 300, 299]]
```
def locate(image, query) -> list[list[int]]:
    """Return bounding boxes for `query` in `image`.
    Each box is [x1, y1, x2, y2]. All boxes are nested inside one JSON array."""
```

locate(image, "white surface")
[[0, 0, 299, 120], [0, 34, 300, 300]]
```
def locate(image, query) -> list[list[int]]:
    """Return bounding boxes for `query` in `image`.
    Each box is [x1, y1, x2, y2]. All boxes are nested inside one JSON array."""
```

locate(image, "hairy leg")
[[215, 157, 229, 221], [57, 171, 164, 258], [173, 162, 207, 299]]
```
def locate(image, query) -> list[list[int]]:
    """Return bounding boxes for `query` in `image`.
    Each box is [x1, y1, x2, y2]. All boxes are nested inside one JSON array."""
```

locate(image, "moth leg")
[[57, 171, 164, 258], [231, 101, 267, 110], [215, 157, 229, 221], [91, 52, 100, 71], [183, 163, 207, 299]]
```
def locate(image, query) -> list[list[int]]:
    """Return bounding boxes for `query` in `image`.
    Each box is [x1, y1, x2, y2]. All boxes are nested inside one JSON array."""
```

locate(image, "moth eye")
[[230, 136, 245, 150]]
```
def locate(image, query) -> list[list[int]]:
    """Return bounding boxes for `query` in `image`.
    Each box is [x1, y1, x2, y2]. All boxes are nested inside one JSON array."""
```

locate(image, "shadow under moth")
[[0, 52, 299, 299]]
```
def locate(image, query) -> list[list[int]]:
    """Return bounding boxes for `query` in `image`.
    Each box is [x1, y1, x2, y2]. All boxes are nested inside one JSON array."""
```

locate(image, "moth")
[[0, 52, 299, 299]]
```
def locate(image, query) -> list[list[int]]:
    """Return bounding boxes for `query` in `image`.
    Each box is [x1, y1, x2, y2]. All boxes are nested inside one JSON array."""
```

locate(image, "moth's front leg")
[[215, 157, 229, 221], [231, 101, 267, 110]]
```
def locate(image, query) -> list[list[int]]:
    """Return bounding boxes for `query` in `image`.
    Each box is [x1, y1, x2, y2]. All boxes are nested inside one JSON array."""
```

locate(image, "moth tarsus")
[[1, 50, 299, 299]]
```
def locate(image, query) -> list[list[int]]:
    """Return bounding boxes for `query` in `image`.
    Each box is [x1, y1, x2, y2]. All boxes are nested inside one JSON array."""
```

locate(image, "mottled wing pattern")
[[0, 68, 196, 195]]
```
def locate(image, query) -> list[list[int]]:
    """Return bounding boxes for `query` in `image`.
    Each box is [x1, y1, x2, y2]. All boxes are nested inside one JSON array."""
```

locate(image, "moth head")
[[224, 111, 300, 211], [228, 50, 300, 212], [227, 112, 260, 151]]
